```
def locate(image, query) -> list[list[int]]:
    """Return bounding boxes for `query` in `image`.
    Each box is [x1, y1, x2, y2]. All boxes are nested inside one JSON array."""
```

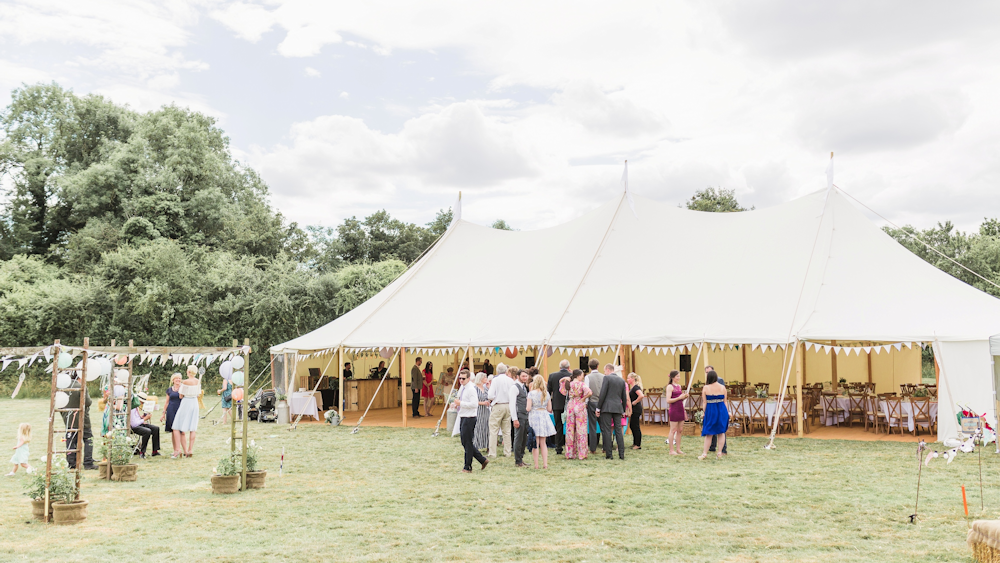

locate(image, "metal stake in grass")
[[910, 440, 926, 524]]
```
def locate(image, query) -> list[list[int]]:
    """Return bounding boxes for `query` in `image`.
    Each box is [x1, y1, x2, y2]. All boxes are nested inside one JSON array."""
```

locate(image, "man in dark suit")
[[63, 374, 96, 470], [547, 359, 571, 455], [512, 368, 531, 468], [584, 358, 604, 453], [595, 363, 631, 460], [410, 357, 423, 417]]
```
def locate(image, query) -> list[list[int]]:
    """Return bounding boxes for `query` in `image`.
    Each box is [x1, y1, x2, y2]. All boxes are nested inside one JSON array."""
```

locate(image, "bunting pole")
[[685, 341, 706, 394]]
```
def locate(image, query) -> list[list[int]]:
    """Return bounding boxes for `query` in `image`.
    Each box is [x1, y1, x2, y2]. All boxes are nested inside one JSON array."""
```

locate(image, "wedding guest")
[[584, 358, 604, 453], [706, 366, 727, 455], [130, 394, 161, 458], [173, 365, 201, 457], [410, 357, 423, 418], [487, 363, 515, 457], [482, 359, 494, 376], [547, 359, 572, 455], [343, 362, 353, 379], [159, 373, 183, 458], [511, 367, 531, 468], [63, 372, 96, 470], [527, 375, 555, 469], [666, 370, 688, 455], [376, 361, 387, 377], [422, 361, 436, 416], [627, 373, 644, 450], [454, 370, 488, 473], [472, 373, 491, 451], [218, 376, 233, 425], [596, 364, 630, 460], [698, 371, 730, 461], [560, 369, 592, 460]]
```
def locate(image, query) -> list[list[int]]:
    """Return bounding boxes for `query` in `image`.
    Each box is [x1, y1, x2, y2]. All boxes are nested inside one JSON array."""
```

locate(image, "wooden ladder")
[[103, 339, 136, 480], [44, 338, 88, 523]]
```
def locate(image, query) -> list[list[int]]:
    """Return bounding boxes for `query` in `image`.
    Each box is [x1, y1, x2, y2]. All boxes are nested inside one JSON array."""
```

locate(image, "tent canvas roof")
[[272, 188, 1000, 353]]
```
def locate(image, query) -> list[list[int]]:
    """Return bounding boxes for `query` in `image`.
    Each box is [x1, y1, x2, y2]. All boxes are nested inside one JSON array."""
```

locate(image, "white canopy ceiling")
[[272, 188, 1000, 353]]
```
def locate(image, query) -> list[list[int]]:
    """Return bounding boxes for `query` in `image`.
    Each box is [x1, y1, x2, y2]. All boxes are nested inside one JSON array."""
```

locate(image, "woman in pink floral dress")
[[560, 369, 592, 460]]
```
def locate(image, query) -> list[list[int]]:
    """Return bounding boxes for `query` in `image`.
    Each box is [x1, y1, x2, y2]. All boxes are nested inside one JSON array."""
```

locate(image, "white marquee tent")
[[272, 187, 1000, 441]]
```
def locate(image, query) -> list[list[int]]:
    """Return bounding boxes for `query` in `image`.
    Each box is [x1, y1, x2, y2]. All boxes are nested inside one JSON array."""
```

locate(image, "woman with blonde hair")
[[527, 374, 555, 469], [627, 373, 645, 450], [172, 365, 201, 457], [160, 373, 184, 458], [472, 373, 491, 451]]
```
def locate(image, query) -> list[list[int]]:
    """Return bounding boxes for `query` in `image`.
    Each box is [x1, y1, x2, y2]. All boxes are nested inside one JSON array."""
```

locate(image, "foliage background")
[[1, 83, 998, 395]]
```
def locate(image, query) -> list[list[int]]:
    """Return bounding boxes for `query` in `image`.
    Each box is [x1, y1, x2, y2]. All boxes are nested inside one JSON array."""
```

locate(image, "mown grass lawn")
[[0, 398, 993, 562]]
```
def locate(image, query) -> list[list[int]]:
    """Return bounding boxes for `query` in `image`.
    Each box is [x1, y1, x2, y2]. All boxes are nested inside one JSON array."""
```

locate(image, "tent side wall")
[[935, 340, 995, 441]]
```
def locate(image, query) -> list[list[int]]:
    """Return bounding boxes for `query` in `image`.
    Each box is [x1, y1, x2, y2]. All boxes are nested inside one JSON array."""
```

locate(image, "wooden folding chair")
[[728, 397, 747, 435], [847, 391, 866, 427], [645, 392, 666, 425], [864, 394, 886, 433], [774, 399, 795, 434], [910, 397, 934, 436], [884, 396, 908, 435], [746, 397, 767, 434], [821, 393, 845, 427]]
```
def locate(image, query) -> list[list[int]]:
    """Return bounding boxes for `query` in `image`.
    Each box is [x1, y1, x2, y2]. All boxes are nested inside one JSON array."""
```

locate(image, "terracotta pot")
[[31, 499, 52, 520], [111, 464, 138, 482], [98, 461, 110, 480], [212, 474, 240, 494], [52, 500, 88, 525], [243, 470, 266, 490]]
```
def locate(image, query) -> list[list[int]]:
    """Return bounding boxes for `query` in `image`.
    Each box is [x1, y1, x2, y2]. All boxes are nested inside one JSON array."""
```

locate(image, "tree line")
[[1, 83, 997, 394]]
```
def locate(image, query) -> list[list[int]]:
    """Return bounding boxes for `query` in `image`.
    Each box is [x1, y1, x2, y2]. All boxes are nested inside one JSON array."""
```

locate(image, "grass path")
[[0, 399, 992, 562]]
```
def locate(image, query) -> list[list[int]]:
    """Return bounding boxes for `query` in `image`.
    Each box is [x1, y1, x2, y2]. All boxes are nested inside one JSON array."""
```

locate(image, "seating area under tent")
[[270, 187, 1000, 442]]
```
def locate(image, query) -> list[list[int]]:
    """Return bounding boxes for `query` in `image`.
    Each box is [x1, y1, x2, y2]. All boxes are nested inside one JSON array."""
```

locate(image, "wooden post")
[[400, 347, 407, 427], [338, 346, 345, 421], [76, 337, 88, 499], [866, 341, 873, 385], [796, 341, 804, 437], [241, 338, 250, 491], [831, 339, 839, 388], [541, 344, 549, 377], [741, 344, 748, 384], [269, 353, 275, 391]]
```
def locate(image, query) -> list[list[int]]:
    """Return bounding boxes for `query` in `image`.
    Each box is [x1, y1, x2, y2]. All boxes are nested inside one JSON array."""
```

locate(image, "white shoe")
[[4, 472, 14, 477]]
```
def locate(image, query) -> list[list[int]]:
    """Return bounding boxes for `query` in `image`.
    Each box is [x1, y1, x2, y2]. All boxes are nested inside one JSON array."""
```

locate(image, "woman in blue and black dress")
[[698, 370, 729, 460], [159, 373, 183, 458]]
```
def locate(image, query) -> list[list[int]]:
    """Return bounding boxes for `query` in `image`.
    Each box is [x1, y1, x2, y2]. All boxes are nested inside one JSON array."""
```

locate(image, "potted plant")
[[324, 409, 341, 426], [97, 440, 110, 479], [212, 452, 241, 494], [24, 459, 87, 524], [240, 441, 267, 490], [108, 430, 139, 482]]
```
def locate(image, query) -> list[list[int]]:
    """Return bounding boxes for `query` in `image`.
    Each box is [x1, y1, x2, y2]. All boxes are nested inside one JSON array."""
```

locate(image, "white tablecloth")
[[820, 397, 852, 426], [732, 399, 795, 426], [880, 400, 938, 432], [290, 392, 320, 420]]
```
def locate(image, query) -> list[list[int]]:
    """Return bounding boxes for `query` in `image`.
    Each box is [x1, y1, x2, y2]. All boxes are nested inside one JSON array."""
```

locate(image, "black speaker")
[[525, 356, 536, 369], [679, 354, 692, 372], [579, 356, 590, 371]]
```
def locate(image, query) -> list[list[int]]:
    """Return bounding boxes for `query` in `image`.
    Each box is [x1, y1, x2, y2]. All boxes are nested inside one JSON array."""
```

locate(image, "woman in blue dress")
[[159, 373, 183, 458], [698, 371, 729, 460]]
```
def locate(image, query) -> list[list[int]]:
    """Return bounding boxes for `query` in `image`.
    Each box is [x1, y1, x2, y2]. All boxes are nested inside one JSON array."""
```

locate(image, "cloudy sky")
[[2, 1, 998, 232]]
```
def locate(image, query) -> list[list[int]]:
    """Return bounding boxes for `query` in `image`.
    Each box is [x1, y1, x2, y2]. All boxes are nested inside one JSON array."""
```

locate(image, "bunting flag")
[[1, 359, 10, 372]]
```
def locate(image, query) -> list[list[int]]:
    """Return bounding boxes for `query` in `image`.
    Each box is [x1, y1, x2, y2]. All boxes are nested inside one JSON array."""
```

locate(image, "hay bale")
[[969, 520, 1000, 563]]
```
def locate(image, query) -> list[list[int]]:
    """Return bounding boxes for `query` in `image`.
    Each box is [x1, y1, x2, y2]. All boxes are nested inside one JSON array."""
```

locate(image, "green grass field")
[[0, 398, 993, 562]]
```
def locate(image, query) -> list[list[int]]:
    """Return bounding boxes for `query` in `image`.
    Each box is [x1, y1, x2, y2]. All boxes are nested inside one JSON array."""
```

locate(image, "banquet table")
[[290, 391, 320, 420], [731, 399, 796, 427], [880, 399, 938, 432]]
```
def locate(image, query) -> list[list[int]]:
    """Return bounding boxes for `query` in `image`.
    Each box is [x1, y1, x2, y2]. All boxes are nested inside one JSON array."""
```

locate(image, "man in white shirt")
[[486, 363, 516, 457], [453, 369, 488, 473]]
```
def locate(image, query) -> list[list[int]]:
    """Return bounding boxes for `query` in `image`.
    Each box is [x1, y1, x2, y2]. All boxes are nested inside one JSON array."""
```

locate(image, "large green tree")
[[685, 187, 753, 212]]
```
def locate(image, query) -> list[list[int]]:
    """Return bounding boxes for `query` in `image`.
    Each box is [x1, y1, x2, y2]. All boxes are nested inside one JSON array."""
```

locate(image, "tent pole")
[[685, 341, 705, 394], [338, 346, 345, 421], [742, 345, 748, 384], [401, 347, 407, 428], [866, 342, 873, 386], [765, 340, 798, 449], [831, 340, 839, 389], [541, 343, 548, 378], [796, 341, 804, 437]]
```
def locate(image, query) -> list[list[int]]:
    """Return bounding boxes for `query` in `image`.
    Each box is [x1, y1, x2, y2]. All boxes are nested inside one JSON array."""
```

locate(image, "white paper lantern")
[[97, 358, 112, 376], [85, 358, 101, 381], [114, 369, 129, 384], [113, 385, 125, 398], [219, 361, 233, 381], [57, 353, 72, 369], [231, 370, 245, 386], [231, 356, 245, 370], [56, 373, 72, 390], [54, 391, 69, 409]]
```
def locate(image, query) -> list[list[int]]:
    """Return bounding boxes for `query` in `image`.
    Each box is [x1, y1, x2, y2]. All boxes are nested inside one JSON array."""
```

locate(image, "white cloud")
[[339, 91, 349, 99], [305, 67, 321, 77], [209, 1, 276, 42]]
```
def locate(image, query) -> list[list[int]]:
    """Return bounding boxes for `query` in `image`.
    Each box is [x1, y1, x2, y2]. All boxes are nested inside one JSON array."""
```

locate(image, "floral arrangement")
[[912, 387, 929, 398], [107, 430, 138, 466], [692, 410, 703, 425], [216, 441, 264, 475], [755, 387, 769, 398], [324, 410, 341, 425], [24, 458, 76, 503]]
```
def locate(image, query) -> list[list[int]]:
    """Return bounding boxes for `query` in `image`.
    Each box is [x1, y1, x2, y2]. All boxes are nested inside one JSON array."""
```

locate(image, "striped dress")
[[473, 385, 490, 450]]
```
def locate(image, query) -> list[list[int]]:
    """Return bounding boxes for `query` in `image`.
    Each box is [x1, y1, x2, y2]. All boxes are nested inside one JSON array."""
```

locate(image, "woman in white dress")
[[172, 365, 201, 457], [527, 375, 556, 469]]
